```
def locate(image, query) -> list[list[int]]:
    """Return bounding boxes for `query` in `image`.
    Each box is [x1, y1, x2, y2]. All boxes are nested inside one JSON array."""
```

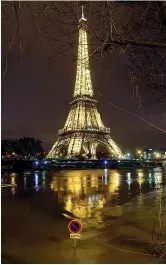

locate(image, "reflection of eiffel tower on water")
[[47, 7, 122, 159]]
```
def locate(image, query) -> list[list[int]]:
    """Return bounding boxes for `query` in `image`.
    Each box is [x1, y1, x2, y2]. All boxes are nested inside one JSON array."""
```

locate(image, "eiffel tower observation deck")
[[47, 7, 123, 159]]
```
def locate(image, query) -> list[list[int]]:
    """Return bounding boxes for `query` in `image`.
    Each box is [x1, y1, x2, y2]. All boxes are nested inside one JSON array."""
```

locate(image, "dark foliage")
[[1, 137, 44, 156]]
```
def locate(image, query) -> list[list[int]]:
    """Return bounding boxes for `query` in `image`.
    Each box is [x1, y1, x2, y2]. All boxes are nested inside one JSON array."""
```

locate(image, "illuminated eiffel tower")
[[47, 7, 123, 159]]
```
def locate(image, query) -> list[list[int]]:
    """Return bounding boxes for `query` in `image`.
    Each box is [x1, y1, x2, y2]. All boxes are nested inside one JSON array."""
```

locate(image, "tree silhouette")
[[1, 137, 44, 157], [2, 1, 166, 110]]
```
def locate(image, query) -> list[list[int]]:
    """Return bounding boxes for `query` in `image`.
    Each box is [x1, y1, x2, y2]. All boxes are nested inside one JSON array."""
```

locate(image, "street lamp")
[[136, 150, 142, 160], [125, 153, 131, 159], [156, 153, 161, 159]]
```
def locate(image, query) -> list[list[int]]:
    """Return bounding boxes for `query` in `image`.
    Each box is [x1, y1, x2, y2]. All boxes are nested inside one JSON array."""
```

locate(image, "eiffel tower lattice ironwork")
[[47, 8, 123, 159]]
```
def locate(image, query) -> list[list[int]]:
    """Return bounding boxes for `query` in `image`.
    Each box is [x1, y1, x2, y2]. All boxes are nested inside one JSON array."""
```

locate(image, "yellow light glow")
[[49, 170, 108, 220], [154, 172, 162, 186], [156, 153, 161, 158], [107, 138, 123, 158], [138, 176, 144, 187], [108, 171, 121, 194], [74, 26, 93, 98], [138, 171, 144, 178], [10, 174, 16, 195], [47, 12, 123, 159]]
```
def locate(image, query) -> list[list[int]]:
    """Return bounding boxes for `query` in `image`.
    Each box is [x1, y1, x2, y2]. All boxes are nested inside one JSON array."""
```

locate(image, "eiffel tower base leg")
[[90, 142, 98, 160]]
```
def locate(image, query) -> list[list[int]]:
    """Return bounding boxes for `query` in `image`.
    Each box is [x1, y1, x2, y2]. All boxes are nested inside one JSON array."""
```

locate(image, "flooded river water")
[[1, 167, 166, 263]]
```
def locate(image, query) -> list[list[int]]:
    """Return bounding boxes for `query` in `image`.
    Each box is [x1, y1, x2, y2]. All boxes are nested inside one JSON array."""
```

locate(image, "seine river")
[[1, 167, 166, 264], [1, 168, 166, 209]]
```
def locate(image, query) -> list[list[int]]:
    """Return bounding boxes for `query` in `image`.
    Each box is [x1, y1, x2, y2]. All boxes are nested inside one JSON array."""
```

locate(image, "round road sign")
[[68, 220, 82, 234]]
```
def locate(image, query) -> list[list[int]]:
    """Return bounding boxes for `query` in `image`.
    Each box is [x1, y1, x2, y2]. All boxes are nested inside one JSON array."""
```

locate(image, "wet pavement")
[[1, 168, 166, 263]]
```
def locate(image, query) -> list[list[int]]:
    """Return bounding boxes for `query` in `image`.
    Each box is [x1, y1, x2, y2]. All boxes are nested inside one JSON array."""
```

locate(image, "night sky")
[[2, 2, 166, 152]]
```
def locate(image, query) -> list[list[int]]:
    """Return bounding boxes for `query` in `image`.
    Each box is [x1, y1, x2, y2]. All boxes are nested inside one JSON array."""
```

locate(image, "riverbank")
[[2, 158, 165, 172]]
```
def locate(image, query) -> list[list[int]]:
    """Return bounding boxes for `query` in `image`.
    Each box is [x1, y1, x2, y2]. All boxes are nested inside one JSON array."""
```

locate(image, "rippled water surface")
[[1, 167, 166, 264], [1, 168, 166, 220]]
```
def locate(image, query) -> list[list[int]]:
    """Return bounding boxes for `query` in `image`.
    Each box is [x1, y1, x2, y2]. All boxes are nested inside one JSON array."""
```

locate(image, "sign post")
[[68, 220, 82, 251]]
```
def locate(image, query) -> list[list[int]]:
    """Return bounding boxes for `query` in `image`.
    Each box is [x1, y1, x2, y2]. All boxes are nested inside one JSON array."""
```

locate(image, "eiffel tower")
[[47, 8, 123, 159]]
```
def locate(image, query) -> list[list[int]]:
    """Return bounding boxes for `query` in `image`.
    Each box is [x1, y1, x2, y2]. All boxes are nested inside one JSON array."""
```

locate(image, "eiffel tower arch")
[[47, 8, 123, 160]]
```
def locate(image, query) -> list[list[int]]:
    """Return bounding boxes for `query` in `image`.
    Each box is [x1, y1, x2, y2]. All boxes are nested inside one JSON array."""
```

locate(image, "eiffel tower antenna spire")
[[47, 10, 122, 160], [79, 5, 87, 22], [82, 5, 85, 19]]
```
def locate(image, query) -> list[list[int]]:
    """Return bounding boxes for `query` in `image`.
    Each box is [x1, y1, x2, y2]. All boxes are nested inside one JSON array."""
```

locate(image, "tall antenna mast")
[[80, 5, 87, 21], [82, 5, 84, 19]]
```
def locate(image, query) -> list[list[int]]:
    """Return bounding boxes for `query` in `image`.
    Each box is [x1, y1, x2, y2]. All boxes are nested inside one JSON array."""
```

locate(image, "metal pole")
[[73, 238, 77, 257], [74, 238, 77, 248]]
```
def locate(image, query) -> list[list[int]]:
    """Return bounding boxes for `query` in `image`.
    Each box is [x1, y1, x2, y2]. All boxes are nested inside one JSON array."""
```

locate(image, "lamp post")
[[136, 150, 142, 160]]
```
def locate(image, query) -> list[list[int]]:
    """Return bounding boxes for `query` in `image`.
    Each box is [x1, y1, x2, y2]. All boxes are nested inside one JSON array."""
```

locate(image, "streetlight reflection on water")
[[1, 168, 165, 220], [11, 173, 17, 195], [49, 168, 165, 221], [50, 170, 122, 220], [104, 168, 108, 185], [137, 169, 145, 189], [127, 172, 132, 189]]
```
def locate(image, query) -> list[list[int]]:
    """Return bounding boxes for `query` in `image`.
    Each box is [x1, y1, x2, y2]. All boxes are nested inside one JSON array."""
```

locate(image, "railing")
[[70, 97, 97, 105], [58, 127, 111, 135]]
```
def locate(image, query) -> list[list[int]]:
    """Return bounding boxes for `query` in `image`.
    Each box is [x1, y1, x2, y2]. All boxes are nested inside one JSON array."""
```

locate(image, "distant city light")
[[156, 153, 161, 158], [104, 160, 108, 164], [35, 161, 39, 165], [115, 172, 120, 177]]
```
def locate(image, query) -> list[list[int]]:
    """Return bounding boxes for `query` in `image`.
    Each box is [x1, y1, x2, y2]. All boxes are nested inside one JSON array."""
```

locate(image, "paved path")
[[2, 191, 166, 263]]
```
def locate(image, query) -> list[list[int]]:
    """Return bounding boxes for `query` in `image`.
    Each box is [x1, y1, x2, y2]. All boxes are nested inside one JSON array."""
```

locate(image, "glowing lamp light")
[[104, 160, 108, 165], [115, 172, 120, 177], [35, 161, 39, 165], [46, 9, 123, 160]]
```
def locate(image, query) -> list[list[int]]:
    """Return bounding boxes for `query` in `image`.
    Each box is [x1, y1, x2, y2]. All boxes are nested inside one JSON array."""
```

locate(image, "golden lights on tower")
[[47, 7, 123, 159], [74, 20, 93, 98]]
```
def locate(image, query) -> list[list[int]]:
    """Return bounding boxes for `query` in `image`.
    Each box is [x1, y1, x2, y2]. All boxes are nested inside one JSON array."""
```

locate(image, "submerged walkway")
[[1, 188, 166, 263]]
